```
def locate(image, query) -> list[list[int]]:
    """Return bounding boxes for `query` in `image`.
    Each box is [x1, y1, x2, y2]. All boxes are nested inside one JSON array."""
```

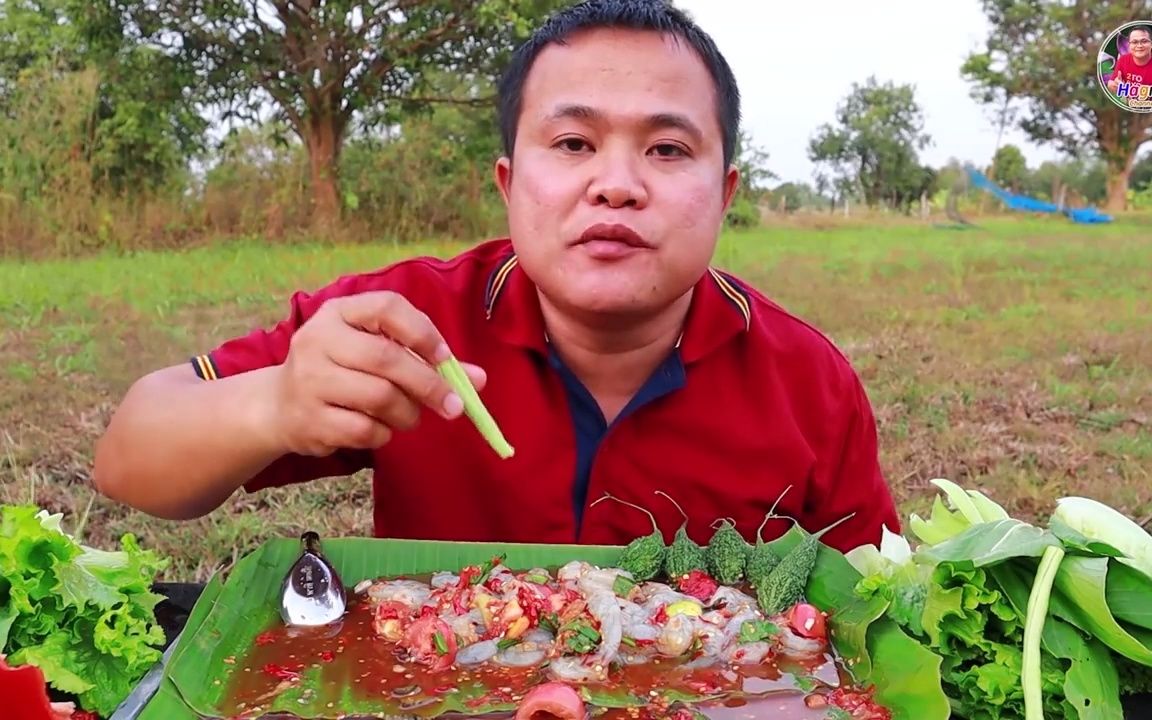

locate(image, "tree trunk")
[[306, 114, 343, 228], [1104, 163, 1131, 212]]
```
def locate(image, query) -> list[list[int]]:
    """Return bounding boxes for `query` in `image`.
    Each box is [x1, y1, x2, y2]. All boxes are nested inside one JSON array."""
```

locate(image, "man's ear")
[[495, 156, 513, 206], [722, 164, 740, 211]]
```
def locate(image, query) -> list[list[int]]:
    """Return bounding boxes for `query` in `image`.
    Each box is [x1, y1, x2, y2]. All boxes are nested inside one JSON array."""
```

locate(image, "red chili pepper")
[[0, 656, 56, 720], [262, 663, 302, 681], [254, 631, 277, 646], [676, 569, 719, 602], [651, 606, 669, 625], [318, 650, 335, 663], [516, 585, 544, 625], [827, 686, 892, 719]]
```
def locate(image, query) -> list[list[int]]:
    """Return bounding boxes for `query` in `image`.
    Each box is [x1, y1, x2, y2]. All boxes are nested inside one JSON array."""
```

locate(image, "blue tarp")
[[964, 165, 1112, 224]]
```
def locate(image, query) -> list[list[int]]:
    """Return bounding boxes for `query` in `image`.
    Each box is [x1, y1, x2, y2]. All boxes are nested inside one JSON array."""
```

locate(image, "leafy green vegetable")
[[1049, 555, 1152, 666], [0, 504, 168, 717]]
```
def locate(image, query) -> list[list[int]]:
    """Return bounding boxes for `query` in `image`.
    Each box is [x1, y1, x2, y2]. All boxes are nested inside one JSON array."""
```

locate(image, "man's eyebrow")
[[545, 104, 704, 142]]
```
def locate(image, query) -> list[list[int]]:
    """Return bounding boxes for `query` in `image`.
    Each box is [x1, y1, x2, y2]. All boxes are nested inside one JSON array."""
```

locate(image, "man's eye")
[[557, 138, 589, 152], [651, 143, 687, 157]]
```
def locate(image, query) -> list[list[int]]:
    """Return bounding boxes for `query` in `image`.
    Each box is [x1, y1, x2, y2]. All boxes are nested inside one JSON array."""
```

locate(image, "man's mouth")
[[574, 223, 653, 249]]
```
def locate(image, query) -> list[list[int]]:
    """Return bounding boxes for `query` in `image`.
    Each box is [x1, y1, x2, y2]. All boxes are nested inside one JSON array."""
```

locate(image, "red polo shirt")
[[190, 238, 899, 554]]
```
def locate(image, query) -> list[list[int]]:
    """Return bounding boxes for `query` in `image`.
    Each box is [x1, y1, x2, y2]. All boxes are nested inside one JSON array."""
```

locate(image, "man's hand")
[[1108, 73, 1122, 92], [268, 291, 486, 457]]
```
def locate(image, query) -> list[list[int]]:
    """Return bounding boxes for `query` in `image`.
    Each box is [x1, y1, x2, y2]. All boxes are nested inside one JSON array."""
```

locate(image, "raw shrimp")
[[655, 613, 698, 657], [444, 608, 486, 646], [708, 586, 758, 614], [585, 591, 624, 663], [577, 567, 634, 597], [724, 640, 774, 664], [430, 572, 458, 589], [495, 628, 554, 667], [367, 579, 432, 609], [456, 639, 499, 666], [547, 656, 609, 683]]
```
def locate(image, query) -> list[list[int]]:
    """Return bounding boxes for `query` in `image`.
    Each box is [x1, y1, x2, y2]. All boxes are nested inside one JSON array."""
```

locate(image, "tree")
[[1130, 148, 1152, 190], [807, 76, 934, 212], [962, 1, 1152, 212], [127, 0, 564, 227], [0, 0, 203, 194], [991, 143, 1028, 191]]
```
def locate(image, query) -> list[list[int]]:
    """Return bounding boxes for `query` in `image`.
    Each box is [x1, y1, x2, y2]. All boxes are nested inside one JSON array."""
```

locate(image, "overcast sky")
[[674, 0, 1069, 186]]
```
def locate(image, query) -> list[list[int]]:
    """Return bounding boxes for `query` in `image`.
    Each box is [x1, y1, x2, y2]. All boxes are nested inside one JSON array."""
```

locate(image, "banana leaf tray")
[[130, 537, 635, 719]]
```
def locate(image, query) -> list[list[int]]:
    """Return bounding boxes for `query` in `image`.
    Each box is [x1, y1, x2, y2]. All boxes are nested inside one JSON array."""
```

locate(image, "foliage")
[[807, 76, 936, 212], [991, 144, 1029, 192], [961, 0, 1152, 211], [121, 0, 565, 224], [0, 0, 205, 194]]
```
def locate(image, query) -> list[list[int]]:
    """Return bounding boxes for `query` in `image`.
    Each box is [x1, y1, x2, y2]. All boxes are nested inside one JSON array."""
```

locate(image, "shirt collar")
[[483, 250, 752, 363]]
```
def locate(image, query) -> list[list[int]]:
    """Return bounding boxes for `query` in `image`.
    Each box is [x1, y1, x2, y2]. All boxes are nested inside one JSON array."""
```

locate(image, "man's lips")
[[574, 223, 653, 249]]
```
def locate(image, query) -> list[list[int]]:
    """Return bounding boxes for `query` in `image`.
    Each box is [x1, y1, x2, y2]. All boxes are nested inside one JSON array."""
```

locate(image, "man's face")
[[495, 28, 739, 321], [1130, 30, 1151, 61]]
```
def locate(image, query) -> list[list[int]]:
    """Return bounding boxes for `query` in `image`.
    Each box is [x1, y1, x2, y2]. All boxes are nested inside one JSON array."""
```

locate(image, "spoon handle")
[[302, 531, 322, 554]]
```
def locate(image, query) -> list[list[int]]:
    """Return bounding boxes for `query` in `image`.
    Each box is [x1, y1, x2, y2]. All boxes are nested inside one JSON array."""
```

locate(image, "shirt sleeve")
[[804, 370, 901, 554], [189, 275, 374, 493]]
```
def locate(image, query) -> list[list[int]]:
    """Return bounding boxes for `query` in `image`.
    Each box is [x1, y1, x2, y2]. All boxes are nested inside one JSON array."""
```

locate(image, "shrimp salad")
[[357, 556, 832, 683]]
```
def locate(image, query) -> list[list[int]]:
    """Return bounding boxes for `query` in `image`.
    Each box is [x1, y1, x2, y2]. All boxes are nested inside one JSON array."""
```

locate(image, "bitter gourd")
[[756, 512, 856, 616], [655, 490, 707, 579], [746, 486, 796, 589], [705, 517, 749, 584], [590, 492, 666, 581]]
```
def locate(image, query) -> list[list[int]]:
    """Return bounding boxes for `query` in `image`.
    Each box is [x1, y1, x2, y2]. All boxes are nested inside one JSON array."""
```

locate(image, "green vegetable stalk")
[[1023, 545, 1065, 720], [437, 355, 514, 459]]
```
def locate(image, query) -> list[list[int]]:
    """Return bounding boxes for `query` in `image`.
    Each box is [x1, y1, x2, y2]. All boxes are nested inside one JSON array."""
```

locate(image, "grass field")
[[2, 215, 1150, 581]]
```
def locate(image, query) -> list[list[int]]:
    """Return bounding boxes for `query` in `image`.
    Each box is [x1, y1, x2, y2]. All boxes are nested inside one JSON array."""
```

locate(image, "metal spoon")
[[279, 531, 348, 627]]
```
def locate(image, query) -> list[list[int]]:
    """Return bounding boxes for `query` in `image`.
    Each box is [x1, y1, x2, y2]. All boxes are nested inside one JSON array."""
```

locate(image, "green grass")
[[2, 214, 1151, 581]]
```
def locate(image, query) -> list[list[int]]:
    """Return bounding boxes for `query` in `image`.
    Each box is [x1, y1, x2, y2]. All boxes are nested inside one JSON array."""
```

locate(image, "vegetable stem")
[[1023, 544, 1065, 720], [436, 355, 514, 459]]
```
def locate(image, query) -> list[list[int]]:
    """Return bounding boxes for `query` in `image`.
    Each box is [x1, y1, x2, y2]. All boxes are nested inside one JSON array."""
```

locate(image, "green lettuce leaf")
[[0, 504, 168, 716]]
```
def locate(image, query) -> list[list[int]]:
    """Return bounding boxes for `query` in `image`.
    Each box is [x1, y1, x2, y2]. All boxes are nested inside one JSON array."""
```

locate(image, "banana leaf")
[[135, 532, 948, 720]]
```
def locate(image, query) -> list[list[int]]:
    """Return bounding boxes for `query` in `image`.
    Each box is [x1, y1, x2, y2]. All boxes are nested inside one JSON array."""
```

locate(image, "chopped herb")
[[539, 613, 560, 633], [738, 620, 779, 644], [471, 553, 508, 585], [524, 573, 549, 585], [613, 574, 638, 596], [621, 636, 637, 647], [497, 637, 521, 651], [433, 631, 448, 655]]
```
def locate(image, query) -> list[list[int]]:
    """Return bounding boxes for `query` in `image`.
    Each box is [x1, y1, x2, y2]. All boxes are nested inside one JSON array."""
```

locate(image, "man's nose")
[[586, 149, 649, 209]]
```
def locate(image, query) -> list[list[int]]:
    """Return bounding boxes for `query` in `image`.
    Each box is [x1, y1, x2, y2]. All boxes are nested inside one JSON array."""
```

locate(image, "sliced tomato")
[[403, 608, 458, 672]]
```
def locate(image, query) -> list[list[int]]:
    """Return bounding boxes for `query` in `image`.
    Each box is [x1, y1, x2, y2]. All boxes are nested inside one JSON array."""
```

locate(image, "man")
[[93, 0, 900, 554], [1107, 26, 1152, 94]]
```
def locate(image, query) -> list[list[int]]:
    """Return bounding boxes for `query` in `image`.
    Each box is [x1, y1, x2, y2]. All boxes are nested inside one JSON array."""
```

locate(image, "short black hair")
[[497, 0, 742, 167]]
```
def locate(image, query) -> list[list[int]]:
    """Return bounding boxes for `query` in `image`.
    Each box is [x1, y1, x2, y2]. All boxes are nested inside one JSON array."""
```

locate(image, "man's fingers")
[[320, 366, 423, 431], [325, 327, 463, 420], [460, 362, 487, 392], [332, 291, 450, 366], [317, 405, 394, 450]]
